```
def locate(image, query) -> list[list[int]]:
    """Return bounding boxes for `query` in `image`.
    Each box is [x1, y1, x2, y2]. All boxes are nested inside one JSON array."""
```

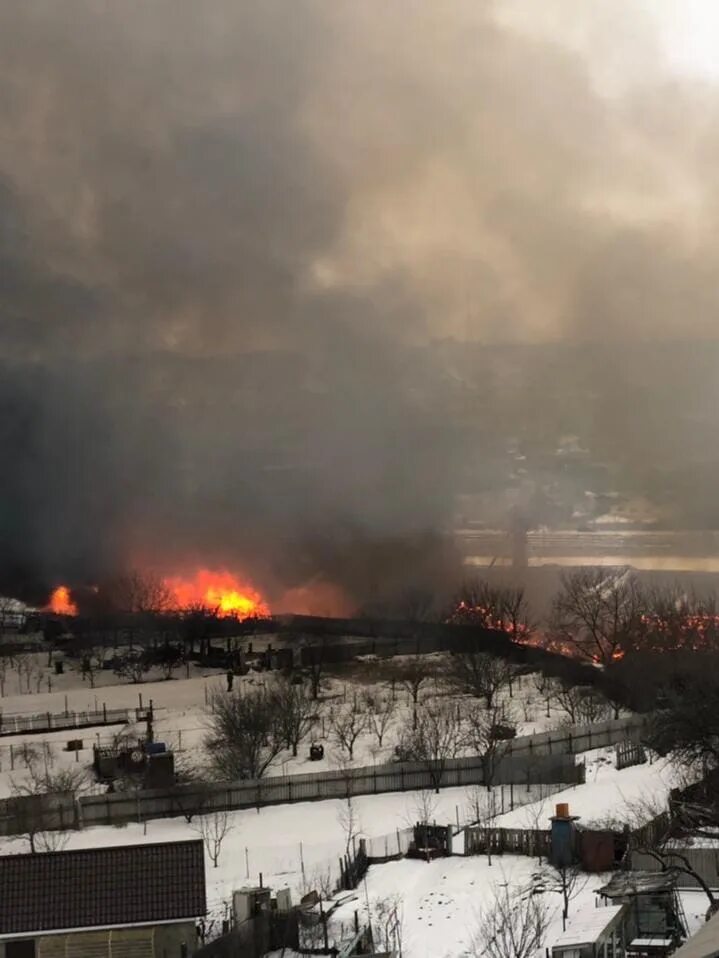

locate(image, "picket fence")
[[0, 706, 131, 737]]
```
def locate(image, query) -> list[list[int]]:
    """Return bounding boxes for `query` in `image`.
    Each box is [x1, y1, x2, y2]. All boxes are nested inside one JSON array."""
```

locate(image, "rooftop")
[[553, 904, 626, 948], [0, 839, 206, 937]]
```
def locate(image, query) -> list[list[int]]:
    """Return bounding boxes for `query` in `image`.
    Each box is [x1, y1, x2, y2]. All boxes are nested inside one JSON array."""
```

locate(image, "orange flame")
[[164, 568, 269, 619], [47, 585, 78, 616]]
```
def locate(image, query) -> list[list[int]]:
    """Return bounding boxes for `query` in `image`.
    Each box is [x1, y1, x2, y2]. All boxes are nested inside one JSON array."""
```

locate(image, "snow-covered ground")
[[324, 857, 712, 958], [0, 649, 699, 955], [0, 650, 590, 798], [495, 747, 685, 829]]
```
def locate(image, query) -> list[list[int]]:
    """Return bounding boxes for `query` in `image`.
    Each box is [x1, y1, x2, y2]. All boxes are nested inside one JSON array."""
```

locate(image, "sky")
[[1, 2, 719, 603]]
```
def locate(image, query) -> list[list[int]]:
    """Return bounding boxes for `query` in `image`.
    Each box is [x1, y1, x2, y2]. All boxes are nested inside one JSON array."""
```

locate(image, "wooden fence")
[[73, 750, 584, 830], [502, 716, 647, 760], [465, 825, 550, 858]]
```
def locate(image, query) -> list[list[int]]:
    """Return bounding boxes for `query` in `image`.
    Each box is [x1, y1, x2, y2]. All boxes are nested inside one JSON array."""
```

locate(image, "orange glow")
[[164, 569, 269, 619], [47, 585, 78, 616]]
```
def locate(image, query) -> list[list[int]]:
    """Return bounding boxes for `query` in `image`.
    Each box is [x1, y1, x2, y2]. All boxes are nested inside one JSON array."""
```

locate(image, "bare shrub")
[[467, 881, 549, 958], [193, 808, 234, 867], [205, 686, 284, 780]]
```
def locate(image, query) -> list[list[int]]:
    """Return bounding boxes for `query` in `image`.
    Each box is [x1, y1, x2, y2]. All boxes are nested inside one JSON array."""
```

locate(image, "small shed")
[[552, 903, 627, 958], [598, 870, 687, 949]]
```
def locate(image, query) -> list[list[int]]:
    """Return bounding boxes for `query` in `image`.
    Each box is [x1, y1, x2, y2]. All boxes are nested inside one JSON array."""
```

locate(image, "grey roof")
[[0, 839, 206, 936], [598, 870, 679, 898]]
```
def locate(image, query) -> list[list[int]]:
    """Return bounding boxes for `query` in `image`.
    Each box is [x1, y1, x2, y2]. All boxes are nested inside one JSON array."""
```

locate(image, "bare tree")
[[9, 753, 89, 853], [405, 788, 440, 830], [464, 784, 498, 864], [337, 785, 361, 860], [448, 651, 514, 710], [362, 690, 395, 749], [396, 700, 462, 792], [550, 567, 646, 664], [392, 655, 435, 729], [106, 570, 174, 615], [304, 639, 328, 701], [463, 702, 516, 792], [370, 894, 404, 957], [205, 686, 284, 779], [329, 696, 367, 762], [80, 645, 108, 688], [448, 580, 535, 643], [194, 808, 234, 868], [552, 684, 611, 726], [467, 881, 549, 958], [113, 650, 151, 684], [272, 675, 316, 756], [641, 584, 719, 654], [543, 861, 588, 931]]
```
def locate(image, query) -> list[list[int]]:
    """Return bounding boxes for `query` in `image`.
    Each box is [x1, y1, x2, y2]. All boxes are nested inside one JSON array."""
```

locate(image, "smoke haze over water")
[[2, 1, 719, 602]]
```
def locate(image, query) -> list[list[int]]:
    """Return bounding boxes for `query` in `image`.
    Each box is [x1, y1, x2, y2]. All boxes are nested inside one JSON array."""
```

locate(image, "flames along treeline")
[[47, 569, 269, 620]]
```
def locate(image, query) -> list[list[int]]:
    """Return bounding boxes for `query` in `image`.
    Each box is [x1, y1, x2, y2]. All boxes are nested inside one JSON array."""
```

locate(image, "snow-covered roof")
[[672, 910, 719, 958], [553, 904, 626, 948]]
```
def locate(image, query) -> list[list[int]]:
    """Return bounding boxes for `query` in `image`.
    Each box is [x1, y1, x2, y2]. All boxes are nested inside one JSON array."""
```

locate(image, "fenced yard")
[[0, 715, 643, 835]]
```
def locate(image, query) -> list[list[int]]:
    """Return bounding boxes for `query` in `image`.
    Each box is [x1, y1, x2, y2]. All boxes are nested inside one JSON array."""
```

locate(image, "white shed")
[[552, 904, 627, 958]]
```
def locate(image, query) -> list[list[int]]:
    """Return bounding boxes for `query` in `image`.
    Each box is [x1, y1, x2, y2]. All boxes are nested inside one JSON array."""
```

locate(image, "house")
[[0, 839, 206, 957], [551, 903, 627, 958]]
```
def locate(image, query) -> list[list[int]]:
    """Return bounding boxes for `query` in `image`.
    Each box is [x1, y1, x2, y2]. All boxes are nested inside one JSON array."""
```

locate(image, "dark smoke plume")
[[1, 2, 719, 605]]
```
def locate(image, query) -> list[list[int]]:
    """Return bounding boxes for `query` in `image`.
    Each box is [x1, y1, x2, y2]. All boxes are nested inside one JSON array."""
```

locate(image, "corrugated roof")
[[0, 840, 206, 935], [672, 911, 719, 958], [553, 904, 626, 947]]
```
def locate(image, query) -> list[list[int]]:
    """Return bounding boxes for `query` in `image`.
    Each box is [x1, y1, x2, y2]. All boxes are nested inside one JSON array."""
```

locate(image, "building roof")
[[0, 839, 206, 936], [598, 870, 679, 898], [672, 911, 719, 958], [553, 904, 626, 948]]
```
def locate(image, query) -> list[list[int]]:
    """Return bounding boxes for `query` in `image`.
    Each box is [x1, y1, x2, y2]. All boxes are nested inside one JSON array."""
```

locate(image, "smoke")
[[1, 1, 719, 603]]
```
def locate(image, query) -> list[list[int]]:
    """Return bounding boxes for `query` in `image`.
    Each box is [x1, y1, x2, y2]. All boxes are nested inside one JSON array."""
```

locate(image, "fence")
[[70, 751, 583, 831], [0, 716, 641, 836], [0, 706, 131, 737], [503, 716, 647, 760], [465, 825, 550, 859]]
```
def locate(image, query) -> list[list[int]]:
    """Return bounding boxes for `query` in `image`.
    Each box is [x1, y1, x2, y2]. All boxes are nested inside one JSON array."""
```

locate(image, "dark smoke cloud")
[[1, 1, 718, 603]]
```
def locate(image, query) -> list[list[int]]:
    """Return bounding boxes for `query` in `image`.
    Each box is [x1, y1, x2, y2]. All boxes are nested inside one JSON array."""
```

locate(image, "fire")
[[163, 568, 269, 619], [47, 585, 78, 616]]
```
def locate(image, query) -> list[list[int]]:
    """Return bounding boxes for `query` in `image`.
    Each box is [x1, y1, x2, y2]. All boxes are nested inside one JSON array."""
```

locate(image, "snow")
[[325, 855, 612, 958], [494, 747, 684, 829], [552, 903, 624, 947], [0, 649, 704, 954]]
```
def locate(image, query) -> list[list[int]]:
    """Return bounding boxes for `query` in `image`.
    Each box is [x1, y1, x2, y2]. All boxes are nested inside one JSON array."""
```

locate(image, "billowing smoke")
[[1, 1, 718, 605]]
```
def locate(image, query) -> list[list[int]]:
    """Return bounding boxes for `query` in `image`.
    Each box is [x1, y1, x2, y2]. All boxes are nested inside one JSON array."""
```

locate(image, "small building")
[[552, 903, 627, 958], [0, 839, 206, 957], [598, 870, 688, 955]]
